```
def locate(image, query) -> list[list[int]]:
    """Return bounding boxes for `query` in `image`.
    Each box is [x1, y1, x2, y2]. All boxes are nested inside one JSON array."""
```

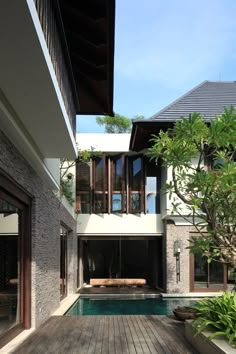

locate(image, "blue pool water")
[[66, 297, 197, 316]]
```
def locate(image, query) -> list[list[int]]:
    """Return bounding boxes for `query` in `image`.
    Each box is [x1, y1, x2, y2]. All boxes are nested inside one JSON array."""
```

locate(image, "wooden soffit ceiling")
[[58, 0, 115, 115]]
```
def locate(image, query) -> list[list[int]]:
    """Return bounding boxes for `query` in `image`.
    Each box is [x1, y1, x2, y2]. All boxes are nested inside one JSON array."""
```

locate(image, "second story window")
[[93, 157, 108, 213], [111, 155, 126, 212], [146, 161, 161, 214], [129, 157, 144, 213], [76, 162, 91, 213], [76, 154, 160, 215]]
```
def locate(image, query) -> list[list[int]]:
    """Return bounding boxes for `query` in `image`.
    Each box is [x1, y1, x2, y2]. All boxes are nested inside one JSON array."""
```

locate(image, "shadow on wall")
[[166, 262, 183, 294]]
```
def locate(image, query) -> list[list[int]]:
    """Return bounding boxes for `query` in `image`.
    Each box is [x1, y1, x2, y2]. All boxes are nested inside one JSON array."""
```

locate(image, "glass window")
[[93, 157, 108, 213], [77, 193, 90, 214], [146, 160, 161, 214], [0, 177, 31, 347], [227, 267, 236, 290], [131, 157, 142, 191], [111, 156, 125, 212], [193, 253, 224, 290], [147, 176, 157, 214], [76, 162, 90, 214], [95, 159, 104, 191], [131, 193, 141, 211], [60, 226, 68, 300], [129, 157, 144, 213], [112, 157, 123, 191], [0, 198, 20, 339], [112, 194, 122, 211]]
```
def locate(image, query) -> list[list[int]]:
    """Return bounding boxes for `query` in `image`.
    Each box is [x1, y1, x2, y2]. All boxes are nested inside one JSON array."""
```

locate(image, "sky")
[[77, 0, 236, 133]]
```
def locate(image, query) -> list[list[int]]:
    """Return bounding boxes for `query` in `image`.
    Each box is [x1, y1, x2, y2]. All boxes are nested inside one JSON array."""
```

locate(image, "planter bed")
[[185, 321, 236, 354]]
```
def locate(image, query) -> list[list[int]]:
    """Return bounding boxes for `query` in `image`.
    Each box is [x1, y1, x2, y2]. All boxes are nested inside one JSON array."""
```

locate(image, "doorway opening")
[[81, 236, 163, 290], [60, 225, 68, 300], [0, 174, 31, 349]]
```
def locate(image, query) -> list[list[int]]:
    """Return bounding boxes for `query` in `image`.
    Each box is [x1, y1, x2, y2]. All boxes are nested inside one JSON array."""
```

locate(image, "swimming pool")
[[66, 297, 197, 316]]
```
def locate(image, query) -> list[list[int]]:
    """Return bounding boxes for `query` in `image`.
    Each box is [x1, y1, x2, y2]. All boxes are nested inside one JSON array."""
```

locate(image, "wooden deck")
[[13, 315, 198, 354]]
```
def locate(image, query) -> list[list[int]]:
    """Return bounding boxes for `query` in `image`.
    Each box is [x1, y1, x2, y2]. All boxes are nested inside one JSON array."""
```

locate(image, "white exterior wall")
[[77, 133, 131, 152], [164, 156, 202, 217], [77, 214, 163, 235], [76, 133, 164, 237]]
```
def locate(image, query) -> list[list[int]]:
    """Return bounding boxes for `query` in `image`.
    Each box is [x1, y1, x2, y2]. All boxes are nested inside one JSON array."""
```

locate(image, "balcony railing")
[[33, 0, 76, 135]]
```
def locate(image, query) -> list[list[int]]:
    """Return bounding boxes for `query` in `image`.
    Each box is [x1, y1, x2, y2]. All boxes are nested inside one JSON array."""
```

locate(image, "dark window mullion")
[[91, 159, 95, 213], [141, 157, 145, 214], [103, 154, 107, 213], [121, 154, 125, 212]]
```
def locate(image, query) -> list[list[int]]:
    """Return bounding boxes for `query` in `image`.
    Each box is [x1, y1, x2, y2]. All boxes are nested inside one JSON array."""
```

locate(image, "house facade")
[[76, 81, 236, 296], [0, 0, 115, 349]]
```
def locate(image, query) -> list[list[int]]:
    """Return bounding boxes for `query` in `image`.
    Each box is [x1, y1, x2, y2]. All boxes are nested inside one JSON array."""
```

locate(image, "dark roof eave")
[[57, 0, 115, 116], [130, 118, 212, 151]]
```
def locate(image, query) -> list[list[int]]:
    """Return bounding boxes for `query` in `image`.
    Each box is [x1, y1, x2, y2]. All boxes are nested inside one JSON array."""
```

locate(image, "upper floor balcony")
[[0, 0, 115, 160]]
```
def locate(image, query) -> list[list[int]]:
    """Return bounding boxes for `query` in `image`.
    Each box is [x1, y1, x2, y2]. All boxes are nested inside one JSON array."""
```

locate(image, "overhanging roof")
[[130, 81, 236, 151], [58, 0, 115, 116], [130, 120, 174, 151]]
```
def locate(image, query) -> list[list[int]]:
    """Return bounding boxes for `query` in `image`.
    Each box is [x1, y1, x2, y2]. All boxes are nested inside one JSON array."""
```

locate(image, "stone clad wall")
[[165, 222, 193, 293], [0, 130, 76, 327]]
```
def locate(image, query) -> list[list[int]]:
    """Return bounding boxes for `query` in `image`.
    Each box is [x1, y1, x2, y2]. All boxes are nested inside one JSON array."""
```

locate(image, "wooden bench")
[[90, 278, 146, 287]]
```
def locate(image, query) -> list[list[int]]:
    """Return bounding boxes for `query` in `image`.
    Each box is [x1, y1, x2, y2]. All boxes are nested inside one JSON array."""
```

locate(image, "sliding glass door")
[[60, 226, 68, 300], [0, 177, 31, 348], [190, 253, 226, 291]]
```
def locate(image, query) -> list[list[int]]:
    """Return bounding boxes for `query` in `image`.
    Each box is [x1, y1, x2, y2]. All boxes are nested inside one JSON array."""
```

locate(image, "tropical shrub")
[[193, 292, 236, 347], [60, 173, 74, 205]]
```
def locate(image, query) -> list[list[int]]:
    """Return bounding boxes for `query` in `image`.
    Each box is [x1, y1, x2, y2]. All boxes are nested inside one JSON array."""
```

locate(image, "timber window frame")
[[92, 155, 108, 213], [110, 154, 126, 213], [128, 156, 145, 213]]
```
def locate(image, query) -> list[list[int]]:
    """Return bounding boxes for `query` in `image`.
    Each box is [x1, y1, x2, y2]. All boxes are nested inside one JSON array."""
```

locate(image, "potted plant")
[[173, 306, 197, 321]]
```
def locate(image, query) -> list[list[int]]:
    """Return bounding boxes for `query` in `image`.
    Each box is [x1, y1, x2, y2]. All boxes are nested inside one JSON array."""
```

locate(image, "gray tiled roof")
[[149, 81, 236, 121]]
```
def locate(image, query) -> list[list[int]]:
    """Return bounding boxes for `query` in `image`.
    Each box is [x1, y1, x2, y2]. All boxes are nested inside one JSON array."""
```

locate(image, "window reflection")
[[60, 226, 68, 299], [194, 253, 224, 289], [76, 154, 161, 215], [0, 199, 20, 339], [112, 194, 122, 211]]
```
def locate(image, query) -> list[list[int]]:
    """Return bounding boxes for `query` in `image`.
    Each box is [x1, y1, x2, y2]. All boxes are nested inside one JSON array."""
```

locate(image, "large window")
[[93, 157, 108, 213], [146, 161, 161, 214], [190, 252, 226, 291], [0, 175, 31, 349], [76, 162, 90, 213], [76, 154, 160, 215], [60, 225, 68, 300], [111, 155, 126, 212], [129, 157, 144, 213]]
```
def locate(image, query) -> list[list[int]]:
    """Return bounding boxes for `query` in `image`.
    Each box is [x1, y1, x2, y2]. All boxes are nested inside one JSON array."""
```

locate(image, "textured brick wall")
[[0, 130, 76, 327], [165, 222, 193, 293]]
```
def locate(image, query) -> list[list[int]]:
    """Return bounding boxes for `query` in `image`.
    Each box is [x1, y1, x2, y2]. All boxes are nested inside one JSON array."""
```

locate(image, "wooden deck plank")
[[108, 316, 116, 354], [149, 316, 188, 354], [116, 315, 130, 353], [94, 316, 105, 354], [86, 316, 100, 354], [136, 315, 164, 354], [126, 315, 144, 353], [101, 316, 109, 353], [113, 315, 123, 354], [122, 315, 137, 354], [12, 315, 198, 354], [160, 316, 199, 354], [73, 316, 93, 354], [140, 315, 167, 354], [129, 315, 151, 353]]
